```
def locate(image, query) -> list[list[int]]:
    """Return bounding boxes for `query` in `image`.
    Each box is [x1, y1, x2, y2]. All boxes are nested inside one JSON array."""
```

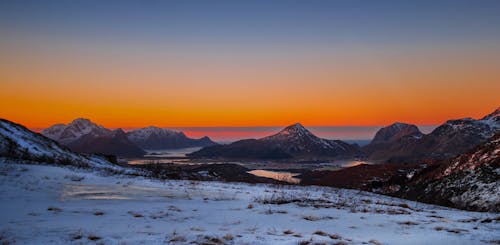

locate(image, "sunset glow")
[[1, 1, 499, 130]]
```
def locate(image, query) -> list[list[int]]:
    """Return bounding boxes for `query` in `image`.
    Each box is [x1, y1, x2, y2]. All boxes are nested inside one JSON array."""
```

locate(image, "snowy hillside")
[[0, 119, 119, 170], [383, 133, 500, 212], [0, 161, 498, 244]]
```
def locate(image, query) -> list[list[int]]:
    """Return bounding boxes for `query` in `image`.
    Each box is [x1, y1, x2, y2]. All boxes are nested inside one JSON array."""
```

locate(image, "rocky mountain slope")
[[0, 118, 118, 170], [127, 126, 216, 150], [42, 118, 145, 158], [189, 123, 360, 160], [385, 132, 500, 212], [364, 107, 500, 163]]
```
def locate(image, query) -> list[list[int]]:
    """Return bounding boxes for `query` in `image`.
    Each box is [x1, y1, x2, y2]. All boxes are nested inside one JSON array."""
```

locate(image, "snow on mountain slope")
[[127, 126, 217, 150], [127, 126, 180, 141], [262, 123, 333, 149], [365, 107, 500, 162], [390, 133, 500, 212], [0, 161, 498, 244], [42, 118, 110, 144], [261, 123, 359, 155], [480, 107, 500, 130], [42, 118, 145, 157], [190, 123, 360, 159], [0, 118, 120, 170]]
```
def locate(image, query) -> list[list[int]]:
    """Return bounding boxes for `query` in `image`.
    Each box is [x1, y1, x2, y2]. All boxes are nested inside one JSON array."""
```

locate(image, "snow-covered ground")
[[0, 161, 498, 245]]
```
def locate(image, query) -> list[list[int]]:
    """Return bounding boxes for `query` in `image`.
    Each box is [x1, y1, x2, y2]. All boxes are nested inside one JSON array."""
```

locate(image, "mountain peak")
[[390, 122, 410, 128], [482, 107, 500, 121], [128, 126, 179, 139], [192, 122, 360, 159], [42, 118, 110, 144], [371, 122, 422, 144], [126, 126, 216, 150], [287, 122, 306, 129], [278, 123, 309, 135], [67, 118, 105, 131], [263, 123, 320, 142], [71, 118, 92, 124]]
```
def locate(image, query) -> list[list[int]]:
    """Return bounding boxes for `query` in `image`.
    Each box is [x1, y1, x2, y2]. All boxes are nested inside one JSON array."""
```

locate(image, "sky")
[[1, 0, 499, 131]]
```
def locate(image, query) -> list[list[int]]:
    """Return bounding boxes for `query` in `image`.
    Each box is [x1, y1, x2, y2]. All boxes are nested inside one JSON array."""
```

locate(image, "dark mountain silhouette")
[[42, 118, 145, 158], [188, 123, 360, 160], [364, 107, 500, 163], [126, 126, 217, 150]]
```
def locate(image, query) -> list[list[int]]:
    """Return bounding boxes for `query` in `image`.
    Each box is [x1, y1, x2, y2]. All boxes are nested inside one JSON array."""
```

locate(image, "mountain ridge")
[[127, 126, 217, 150], [42, 118, 145, 157], [189, 123, 360, 160], [364, 107, 500, 163]]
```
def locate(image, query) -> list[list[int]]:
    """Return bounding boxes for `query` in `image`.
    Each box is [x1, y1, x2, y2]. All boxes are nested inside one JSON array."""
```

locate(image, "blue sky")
[[1, 0, 499, 129], [2, 0, 500, 45]]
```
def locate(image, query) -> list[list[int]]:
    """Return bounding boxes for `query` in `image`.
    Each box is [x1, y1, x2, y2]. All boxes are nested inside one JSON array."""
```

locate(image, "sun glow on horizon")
[[1, 1, 499, 129]]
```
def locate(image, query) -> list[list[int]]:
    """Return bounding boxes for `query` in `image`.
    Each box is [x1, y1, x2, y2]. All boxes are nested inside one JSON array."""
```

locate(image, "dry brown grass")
[[303, 215, 321, 221], [127, 211, 144, 218], [87, 234, 101, 241], [47, 206, 62, 212], [398, 221, 419, 226], [313, 230, 328, 236], [223, 233, 234, 241]]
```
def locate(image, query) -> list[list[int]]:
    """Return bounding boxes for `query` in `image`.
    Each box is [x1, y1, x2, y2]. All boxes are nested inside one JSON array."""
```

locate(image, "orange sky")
[[1, 41, 499, 128], [1, 1, 500, 129]]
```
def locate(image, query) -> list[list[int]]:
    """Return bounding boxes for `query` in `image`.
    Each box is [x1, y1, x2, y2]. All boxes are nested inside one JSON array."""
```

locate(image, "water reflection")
[[248, 170, 301, 184], [61, 184, 172, 201], [143, 147, 202, 158]]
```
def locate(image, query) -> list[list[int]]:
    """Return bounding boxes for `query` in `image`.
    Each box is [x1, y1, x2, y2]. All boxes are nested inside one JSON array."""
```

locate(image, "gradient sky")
[[1, 0, 499, 129]]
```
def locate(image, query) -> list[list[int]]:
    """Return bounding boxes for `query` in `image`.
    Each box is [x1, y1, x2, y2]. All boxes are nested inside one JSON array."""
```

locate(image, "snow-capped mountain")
[[0, 118, 117, 170], [261, 123, 359, 155], [127, 126, 217, 150], [482, 107, 500, 128], [42, 118, 110, 144], [189, 123, 360, 160], [42, 118, 145, 158], [365, 107, 500, 163]]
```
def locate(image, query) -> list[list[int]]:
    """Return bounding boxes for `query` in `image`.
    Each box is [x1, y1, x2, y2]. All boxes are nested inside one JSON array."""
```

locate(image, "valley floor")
[[0, 160, 498, 245]]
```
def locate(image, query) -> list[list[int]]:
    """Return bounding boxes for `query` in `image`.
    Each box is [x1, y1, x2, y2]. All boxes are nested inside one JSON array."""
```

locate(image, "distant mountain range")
[[42, 118, 217, 158], [0, 119, 117, 170], [42, 118, 145, 158], [1, 112, 498, 211], [363, 107, 500, 163], [188, 123, 361, 160], [7, 106, 500, 161], [189, 107, 499, 162], [127, 126, 216, 150]]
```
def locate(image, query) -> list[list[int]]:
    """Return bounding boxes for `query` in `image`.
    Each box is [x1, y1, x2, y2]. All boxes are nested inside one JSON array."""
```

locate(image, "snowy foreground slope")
[[0, 161, 498, 245]]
